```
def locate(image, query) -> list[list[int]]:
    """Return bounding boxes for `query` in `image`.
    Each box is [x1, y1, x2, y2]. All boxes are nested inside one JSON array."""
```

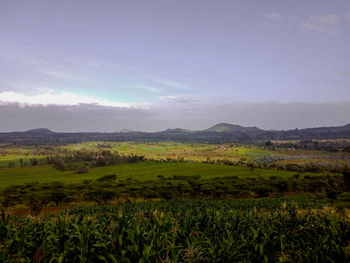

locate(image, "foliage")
[[1, 199, 350, 262]]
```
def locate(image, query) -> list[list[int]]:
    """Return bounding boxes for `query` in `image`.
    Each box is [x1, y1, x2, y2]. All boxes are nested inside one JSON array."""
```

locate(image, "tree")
[[76, 166, 89, 173], [50, 190, 67, 206], [96, 174, 117, 183], [99, 189, 116, 204], [27, 195, 44, 216], [343, 166, 350, 191], [326, 188, 340, 202], [84, 189, 116, 205], [30, 158, 38, 166]]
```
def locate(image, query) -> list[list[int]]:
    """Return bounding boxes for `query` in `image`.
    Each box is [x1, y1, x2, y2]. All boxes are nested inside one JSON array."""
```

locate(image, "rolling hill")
[[0, 123, 350, 145]]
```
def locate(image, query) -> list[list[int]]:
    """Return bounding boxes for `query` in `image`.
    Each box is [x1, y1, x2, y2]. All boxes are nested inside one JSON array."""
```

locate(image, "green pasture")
[[64, 141, 272, 161], [0, 154, 46, 168], [0, 161, 325, 190]]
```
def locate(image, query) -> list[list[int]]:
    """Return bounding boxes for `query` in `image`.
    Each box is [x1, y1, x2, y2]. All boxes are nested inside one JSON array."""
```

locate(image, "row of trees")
[[2, 168, 350, 215]]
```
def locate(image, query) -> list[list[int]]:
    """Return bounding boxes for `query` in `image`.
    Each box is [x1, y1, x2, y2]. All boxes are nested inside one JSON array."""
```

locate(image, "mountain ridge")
[[1, 123, 350, 145]]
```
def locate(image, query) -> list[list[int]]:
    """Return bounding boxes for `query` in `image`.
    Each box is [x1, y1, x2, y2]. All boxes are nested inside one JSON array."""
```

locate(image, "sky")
[[0, 0, 350, 132]]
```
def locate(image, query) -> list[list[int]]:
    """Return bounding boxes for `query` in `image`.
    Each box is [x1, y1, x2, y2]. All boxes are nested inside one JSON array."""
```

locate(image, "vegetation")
[[1, 199, 350, 262], [1, 171, 349, 208], [1, 141, 350, 262]]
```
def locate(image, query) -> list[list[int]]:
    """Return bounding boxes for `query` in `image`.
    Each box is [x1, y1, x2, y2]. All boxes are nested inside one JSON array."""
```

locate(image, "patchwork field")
[[0, 141, 348, 190]]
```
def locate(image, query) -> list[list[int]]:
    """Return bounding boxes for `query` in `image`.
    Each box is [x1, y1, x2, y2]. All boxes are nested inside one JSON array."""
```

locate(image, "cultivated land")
[[1, 140, 350, 262]]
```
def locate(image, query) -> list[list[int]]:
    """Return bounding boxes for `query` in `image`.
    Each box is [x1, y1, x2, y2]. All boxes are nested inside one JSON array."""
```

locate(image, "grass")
[[0, 154, 46, 167], [63, 141, 272, 161], [0, 161, 327, 190], [2, 141, 348, 169]]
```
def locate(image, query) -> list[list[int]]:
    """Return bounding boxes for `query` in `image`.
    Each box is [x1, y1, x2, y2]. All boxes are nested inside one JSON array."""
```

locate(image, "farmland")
[[1, 198, 350, 262], [1, 141, 350, 262], [0, 162, 311, 190]]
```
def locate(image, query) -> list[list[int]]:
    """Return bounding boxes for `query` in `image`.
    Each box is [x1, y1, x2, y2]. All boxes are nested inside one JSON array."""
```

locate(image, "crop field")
[[1, 198, 350, 262], [0, 141, 350, 262]]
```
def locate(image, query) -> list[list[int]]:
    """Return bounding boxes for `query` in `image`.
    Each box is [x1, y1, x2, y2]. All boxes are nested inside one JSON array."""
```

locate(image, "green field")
[[1, 142, 349, 262], [0, 162, 311, 190], [2, 199, 350, 262]]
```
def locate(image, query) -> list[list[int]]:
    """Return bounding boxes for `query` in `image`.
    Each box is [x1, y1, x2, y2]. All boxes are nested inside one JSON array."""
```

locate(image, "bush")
[[96, 174, 117, 183], [343, 166, 350, 191], [50, 190, 67, 206], [76, 166, 89, 173], [293, 174, 301, 179], [254, 186, 274, 197], [27, 195, 45, 216]]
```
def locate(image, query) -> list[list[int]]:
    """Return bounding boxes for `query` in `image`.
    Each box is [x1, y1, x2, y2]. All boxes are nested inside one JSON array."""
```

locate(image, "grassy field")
[[63, 141, 274, 161], [0, 161, 315, 190], [0, 141, 348, 191], [1, 141, 349, 169]]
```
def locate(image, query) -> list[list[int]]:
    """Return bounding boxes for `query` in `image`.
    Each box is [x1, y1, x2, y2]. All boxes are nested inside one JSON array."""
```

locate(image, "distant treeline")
[[46, 150, 144, 171]]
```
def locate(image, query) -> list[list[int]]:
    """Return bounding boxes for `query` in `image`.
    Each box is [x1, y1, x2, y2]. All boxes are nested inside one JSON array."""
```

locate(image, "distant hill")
[[24, 128, 55, 135], [1, 123, 350, 145], [163, 128, 195, 133], [206, 123, 262, 132], [117, 129, 136, 133]]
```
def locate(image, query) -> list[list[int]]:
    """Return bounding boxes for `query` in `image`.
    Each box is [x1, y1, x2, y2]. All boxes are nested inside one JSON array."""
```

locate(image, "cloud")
[[1, 99, 349, 132], [0, 91, 135, 108], [299, 14, 340, 35], [264, 12, 281, 22], [0, 45, 191, 99], [134, 84, 162, 93], [154, 79, 188, 90], [346, 0, 350, 22]]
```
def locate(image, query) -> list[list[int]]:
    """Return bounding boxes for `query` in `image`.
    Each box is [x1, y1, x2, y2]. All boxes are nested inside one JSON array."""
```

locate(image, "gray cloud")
[[264, 12, 281, 22], [1, 101, 349, 132], [299, 14, 341, 35]]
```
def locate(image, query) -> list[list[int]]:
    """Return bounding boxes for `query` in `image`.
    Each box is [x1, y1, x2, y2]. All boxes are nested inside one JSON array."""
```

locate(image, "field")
[[0, 162, 320, 190], [2, 198, 350, 262], [1, 141, 350, 262], [63, 141, 350, 161]]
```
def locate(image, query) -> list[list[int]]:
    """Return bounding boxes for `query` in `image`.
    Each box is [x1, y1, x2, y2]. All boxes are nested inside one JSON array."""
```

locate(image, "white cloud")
[[134, 84, 162, 93], [299, 14, 340, 35], [154, 79, 188, 90], [0, 91, 136, 108], [264, 12, 281, 22]]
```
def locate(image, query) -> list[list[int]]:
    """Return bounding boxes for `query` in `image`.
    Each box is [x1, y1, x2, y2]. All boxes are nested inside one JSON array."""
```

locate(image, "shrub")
[[254, 186, 274, 197], [96, 174, 117, 183], [343, 166, 350, 191], [76, 166, 89, 173], [293, 174, 301, 179], [27, 195, 45, 216]]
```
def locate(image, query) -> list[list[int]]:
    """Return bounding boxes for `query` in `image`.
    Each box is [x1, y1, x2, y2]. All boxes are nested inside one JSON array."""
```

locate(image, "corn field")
[[1, 199, 350, 262]]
